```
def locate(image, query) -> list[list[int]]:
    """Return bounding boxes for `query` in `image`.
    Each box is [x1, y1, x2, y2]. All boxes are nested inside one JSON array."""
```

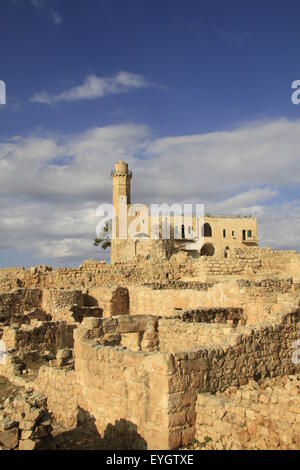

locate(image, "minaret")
[[111, 161, 132, 263], [112, 160, 132, 214]]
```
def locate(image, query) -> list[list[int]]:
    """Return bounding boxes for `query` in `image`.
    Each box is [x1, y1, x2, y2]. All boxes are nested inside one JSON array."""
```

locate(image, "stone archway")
[[200, 243, 215, 257], [224, 246, 230, 258], [110, 287, 130, 316]]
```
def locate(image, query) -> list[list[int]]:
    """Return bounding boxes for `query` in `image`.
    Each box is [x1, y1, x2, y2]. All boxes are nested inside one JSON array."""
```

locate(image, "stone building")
[[110, 161, 258, 263]]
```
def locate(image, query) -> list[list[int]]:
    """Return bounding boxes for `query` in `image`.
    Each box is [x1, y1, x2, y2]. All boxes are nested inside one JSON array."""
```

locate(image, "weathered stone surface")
[[0, 237, 299, 451], [19, 439, 37, 450], [0, 428, 19, 449], [195, 375, 300, 450]]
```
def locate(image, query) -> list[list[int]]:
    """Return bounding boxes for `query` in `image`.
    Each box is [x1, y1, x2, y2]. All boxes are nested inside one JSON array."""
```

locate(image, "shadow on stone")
[[52, 411, 147, 450], [101, 418, 147, 450]]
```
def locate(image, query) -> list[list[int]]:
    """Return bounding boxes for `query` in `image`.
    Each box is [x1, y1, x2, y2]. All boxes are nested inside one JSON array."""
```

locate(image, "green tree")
[[94, 220, 112, 250]]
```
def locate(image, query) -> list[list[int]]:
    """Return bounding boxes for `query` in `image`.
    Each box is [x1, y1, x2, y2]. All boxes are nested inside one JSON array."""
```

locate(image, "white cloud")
[[130, 118, 299, 208], [249, 201, 300, 250], [29, 0, 48, 7], [31, 72, 151, 104], [28, 0, 63, 26], [209, 188, 278, 213], [214, 28, 250, 45], [48, 8, 63, 25], [0, 118, 299, 265]]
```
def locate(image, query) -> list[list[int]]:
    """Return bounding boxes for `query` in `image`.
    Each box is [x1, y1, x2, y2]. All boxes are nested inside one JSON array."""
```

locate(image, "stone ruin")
[[0, 246, 299, 450]]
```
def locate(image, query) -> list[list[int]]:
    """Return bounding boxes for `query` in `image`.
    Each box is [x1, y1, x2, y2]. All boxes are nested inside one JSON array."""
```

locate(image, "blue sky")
[[0, 0, 300, 266]]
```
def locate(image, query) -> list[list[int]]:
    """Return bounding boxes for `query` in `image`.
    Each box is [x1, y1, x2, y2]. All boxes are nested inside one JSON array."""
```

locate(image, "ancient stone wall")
[[0, 289, 42, 322], [0, 245, 299, 451], [71, 309, 299, 449], [2, 322, 58, 354], [181, 308, 244, 325], [290, 254, 300, 282], [0, 248, 298, 297], [158, 319, 248, 352], [129, 286, 211, 317], [195, 375, 300, 450], [41, 289, 84, 318], [36, 366, 79, 428], [74, 319, 170, 450], [129, 278, 299, 323], [166, 309, 299, 447], [0, 268, 25, 292]]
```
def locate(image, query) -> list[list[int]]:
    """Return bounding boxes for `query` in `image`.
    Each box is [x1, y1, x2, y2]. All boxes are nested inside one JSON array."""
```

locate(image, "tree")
[[158, 224, 195, 260], [94, 220, 112, 250]]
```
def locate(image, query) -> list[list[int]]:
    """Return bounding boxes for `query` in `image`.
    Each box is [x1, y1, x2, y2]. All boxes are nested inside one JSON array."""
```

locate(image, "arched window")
[[200, 243, 215, 256], [203, 223, 212, 237]]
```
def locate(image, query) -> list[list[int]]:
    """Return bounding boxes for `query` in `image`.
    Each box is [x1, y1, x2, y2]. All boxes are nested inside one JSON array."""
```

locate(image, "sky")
[[0, 0, 300, 267]]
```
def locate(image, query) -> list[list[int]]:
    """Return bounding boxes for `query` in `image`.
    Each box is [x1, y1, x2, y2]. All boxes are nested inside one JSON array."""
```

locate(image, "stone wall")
[[71, 309, 299, 449], [0, 268, 25, 292], [0, 287, 105, 325], [1, 248, 298, 295], [2, 278, 297, 328], [87, 286, 130, 318], [181, 308, 244, 325], [195, 375, 300, 450], [128, 278, 299, 324], [290, 254, 300, 282], [36, 365, 79, 428], [158, 319, 248, 352], [129, 286, 210, 317], [0, 289, 42, 322], [74, 319, 170, 450], [41, 289, 84, 321], [166, 309, 299, 448], [2, 322, 58, 354]]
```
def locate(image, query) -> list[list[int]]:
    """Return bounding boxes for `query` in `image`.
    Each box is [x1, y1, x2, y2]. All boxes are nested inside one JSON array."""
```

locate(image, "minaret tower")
[[111, 161, 132, 263], [112, 160, 132, 214]]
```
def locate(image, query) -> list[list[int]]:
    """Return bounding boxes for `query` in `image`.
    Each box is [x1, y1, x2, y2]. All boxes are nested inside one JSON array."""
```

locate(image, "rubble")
[[0, 385, 53, 450]]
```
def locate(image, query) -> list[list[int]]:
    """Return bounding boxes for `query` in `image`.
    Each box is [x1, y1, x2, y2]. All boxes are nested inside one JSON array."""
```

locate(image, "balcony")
[[242, 236, 258, 246], [111, 170, 132, 177]]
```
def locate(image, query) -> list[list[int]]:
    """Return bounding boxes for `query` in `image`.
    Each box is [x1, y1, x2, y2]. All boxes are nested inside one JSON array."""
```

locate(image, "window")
[[232, 230, 235, 237], [242, 230, 246, 241], [181, 224, 185, 239], [203, 223, 212, 237], [200, 243, 215, 256], [247, 230, 252, 238], [223, 229, 226, 238]]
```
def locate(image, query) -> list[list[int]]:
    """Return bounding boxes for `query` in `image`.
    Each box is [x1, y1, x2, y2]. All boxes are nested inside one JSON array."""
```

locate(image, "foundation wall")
[[195, 376, 300, 450], [71, 310, 299, 449], [0, 289, 42, 320], [74, 323, 171, 449], [158, 319, 247, 352], [36, 365, 79, 428], [166, 310, 299, 447], [1, 249, 298, 294], [2, 322, 58, 354]]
